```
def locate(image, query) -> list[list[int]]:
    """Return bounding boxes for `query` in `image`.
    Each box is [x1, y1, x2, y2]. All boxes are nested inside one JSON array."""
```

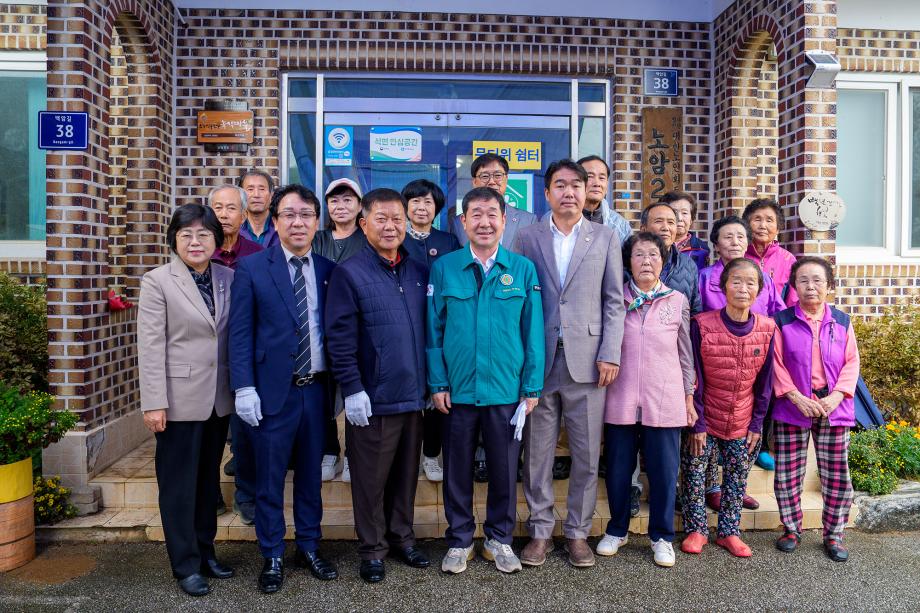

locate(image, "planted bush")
[[0, 384, 77, 466], [0, 272, 47, 393], [849, 422, 920, 495], [33, 475, 77, 525], [853, 300, 920, 425]]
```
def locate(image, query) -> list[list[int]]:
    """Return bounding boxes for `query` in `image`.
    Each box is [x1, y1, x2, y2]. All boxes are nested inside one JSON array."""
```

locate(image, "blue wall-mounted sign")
[[643, 69, 679, 97], [38, 111, 89, 150]]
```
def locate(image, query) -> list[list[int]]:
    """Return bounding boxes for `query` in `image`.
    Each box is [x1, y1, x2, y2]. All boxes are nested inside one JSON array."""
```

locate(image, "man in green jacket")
[[427, 186, 544, 576]]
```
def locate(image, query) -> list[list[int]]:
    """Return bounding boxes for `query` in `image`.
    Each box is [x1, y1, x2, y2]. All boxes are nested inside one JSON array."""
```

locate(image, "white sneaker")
[[651, 538, 675, 567], [422, 456, 443, 482], [481, 539, 522, 573], [320, 455, 338, 482], [441, 545, 475, 574], [596, 533, 628, 556], [341, 457, 351, 483]]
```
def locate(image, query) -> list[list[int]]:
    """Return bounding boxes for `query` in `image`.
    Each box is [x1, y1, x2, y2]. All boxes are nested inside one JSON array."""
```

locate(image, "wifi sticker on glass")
[[324, 126, 354, 167]]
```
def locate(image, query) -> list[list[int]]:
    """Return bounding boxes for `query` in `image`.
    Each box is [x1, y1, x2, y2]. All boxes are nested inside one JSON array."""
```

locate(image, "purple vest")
[[772, 304, 855, 428]]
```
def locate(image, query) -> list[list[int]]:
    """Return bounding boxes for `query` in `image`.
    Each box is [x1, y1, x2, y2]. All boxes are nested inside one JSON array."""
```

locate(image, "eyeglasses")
[[177, 230, 215, 243], [278, 210, 318, 223], [476, 172, 507, 182]]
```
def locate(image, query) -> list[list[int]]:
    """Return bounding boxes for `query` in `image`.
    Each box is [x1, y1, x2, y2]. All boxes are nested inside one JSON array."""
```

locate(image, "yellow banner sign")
[[473, 141, 542, 170]]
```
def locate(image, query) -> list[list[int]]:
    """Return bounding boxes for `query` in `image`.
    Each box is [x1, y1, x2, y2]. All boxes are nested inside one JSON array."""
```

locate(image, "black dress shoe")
[[177, 573, 210, 597], [824, 538, 849, 562], [200, 558, 235, 579], [629, 485, 641, 518], [294, 548, 338, 580], [391, 546, 430, 568], [258, 557, 284, 594], [359, 559, 386, 583], [223, 455, 236, 476], [552, 456, 571, 480], [473, 460, 489, 483]]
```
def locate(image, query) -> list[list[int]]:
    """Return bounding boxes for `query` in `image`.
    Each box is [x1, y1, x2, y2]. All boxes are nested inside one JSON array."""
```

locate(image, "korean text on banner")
[[473, 141, 542, 170]]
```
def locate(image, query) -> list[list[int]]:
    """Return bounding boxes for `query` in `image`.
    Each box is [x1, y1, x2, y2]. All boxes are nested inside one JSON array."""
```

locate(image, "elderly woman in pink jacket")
[[743, 198, 798, 306], [772, 256, 860, 563], [597, 232, 696, 568]]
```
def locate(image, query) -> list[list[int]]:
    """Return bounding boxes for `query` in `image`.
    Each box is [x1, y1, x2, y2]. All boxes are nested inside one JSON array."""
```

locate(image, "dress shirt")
[[470, 244, 499, 275], [550, 215, 584, 287], [280, 244, 326, 372]]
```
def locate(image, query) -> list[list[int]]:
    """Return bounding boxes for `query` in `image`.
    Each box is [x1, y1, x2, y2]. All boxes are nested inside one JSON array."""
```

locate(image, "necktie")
[[289, 256, 312, 376]]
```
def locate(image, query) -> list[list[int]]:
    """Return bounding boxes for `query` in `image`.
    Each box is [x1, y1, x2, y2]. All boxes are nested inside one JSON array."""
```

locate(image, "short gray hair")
[[207, 184, 248, 211]]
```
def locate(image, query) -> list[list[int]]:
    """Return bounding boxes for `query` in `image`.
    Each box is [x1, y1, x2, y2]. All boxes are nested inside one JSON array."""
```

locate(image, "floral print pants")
[[681, 434, 759, 537]]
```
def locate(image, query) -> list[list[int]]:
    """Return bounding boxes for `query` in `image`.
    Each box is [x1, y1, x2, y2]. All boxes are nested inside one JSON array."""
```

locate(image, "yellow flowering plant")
[[33, 475, 77, 525], [0, 383, 77, 465], [849, 422, 920, 495]]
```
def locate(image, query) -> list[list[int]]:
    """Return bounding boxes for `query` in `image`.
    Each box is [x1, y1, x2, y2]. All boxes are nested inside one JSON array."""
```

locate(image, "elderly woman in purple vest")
[[597, 232, 696, 569], [771, 256, 860, 563], [698, 215, 785, 506]]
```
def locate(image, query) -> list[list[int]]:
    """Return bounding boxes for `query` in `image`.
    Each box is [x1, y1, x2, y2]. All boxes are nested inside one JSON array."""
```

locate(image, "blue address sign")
[[643, 69, 679, 97], [38, 111, 89, 150]]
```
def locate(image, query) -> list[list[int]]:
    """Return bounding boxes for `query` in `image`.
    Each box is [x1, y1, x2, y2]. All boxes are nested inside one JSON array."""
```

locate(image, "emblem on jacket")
[[429, 248, 438, 256], [500, 274, 514, 286], [658, 302, 675, 325]]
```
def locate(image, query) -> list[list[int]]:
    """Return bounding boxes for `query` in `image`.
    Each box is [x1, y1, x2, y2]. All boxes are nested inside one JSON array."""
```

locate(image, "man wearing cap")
[[428, 186, 544, 575]]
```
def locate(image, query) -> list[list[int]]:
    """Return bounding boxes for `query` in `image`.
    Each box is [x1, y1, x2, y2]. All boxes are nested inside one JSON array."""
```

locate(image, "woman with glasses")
[[772, 256, 859, 563], [138, 204, 236, 596]]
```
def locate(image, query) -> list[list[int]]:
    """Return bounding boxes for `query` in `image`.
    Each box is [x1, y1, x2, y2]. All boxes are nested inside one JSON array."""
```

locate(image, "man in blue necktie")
[[229, 184, 338, 593]]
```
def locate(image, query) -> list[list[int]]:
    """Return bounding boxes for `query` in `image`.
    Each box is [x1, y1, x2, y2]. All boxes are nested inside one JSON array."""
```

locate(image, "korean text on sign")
[[473, 141, 542, 170]]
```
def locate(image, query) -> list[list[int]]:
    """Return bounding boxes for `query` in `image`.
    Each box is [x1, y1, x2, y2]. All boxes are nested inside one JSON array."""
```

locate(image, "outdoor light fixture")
[[804, 50, 841, 89]]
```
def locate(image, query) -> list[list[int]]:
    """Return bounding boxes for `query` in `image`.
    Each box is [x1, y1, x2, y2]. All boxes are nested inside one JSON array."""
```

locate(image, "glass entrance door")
[[321, 111, 570, 227]]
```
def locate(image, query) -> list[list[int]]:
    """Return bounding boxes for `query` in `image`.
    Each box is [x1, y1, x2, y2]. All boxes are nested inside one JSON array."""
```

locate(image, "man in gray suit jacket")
[[449, 152, 536, 251], [512, 159, 625, 569]]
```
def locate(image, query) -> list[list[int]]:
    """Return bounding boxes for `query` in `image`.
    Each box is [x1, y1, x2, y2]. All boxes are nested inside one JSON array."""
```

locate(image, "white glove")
[[344, 391, 373, 427], [235, 386, 262, 427], [510, 400, 527, 441]]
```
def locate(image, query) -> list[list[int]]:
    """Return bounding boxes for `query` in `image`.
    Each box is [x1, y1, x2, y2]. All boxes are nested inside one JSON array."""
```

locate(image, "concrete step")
[[90, 440, 821, 510], [45, 490, 856, 542]]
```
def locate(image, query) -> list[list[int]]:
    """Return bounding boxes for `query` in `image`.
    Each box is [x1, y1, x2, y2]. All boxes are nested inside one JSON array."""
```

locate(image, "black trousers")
[[443, 403, 519, 547], [422, 408, 443, 458], [346, 411, 423, 560], [155, 410, 229, 579]]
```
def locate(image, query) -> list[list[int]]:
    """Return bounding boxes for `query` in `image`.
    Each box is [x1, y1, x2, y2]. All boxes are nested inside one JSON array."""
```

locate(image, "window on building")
[[836, 76, 920, 260], [0, 56, 46, 255], [284, 74, 610, 225]]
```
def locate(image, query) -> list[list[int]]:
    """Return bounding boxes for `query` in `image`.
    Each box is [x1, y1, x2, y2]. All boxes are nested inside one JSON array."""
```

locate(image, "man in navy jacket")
[[229, 184, 338, 593], [325, 188, 429, 584]]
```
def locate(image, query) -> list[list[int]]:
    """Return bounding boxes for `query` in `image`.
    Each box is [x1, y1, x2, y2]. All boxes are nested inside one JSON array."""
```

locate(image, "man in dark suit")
[[229, 184, 338, 593]]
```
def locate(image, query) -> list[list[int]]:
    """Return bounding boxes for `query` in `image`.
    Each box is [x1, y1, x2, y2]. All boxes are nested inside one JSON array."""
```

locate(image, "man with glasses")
[[449, 153, 537, 250], [229, 184, 338, 593]]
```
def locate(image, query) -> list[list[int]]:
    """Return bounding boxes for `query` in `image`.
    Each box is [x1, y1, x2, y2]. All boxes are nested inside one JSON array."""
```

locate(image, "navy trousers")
[[229, 414, 256, 506], [249, 381, 327, 558], [442, 402, 519, 547], [604, 423, 681, 542]]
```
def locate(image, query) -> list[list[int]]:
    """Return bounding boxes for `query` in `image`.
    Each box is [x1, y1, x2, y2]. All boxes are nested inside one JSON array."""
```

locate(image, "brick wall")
[[173, 10, 712, 233], [835, 27, 920, 316], [713, 0, 838, 265], [45, 0, 174, 433], [0, 2, 45, 50]]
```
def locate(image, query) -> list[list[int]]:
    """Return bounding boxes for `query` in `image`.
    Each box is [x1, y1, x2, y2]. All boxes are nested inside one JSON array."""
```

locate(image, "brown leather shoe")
[[520, 538, 554, 567], [564, 538, 595, 568]]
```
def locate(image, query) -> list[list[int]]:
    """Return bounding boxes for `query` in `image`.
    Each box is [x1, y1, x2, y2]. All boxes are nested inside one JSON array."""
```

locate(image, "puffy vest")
[[696, 310, 775, 440]]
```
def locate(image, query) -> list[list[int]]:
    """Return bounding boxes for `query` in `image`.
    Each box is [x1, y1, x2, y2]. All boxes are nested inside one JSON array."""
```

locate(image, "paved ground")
[[1, 531, 918, 612]]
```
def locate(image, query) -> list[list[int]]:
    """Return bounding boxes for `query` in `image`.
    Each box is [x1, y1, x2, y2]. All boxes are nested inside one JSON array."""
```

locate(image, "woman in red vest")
[[772, 257, 860, 563], [681, 258, 776, 558]]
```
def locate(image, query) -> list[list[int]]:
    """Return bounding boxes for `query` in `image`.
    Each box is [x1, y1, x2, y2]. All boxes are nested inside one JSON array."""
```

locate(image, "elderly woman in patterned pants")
[[771, 256, 860, 563]]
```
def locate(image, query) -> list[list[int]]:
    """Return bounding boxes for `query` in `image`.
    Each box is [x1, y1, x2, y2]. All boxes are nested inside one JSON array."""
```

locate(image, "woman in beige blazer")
[[138, 204, 236, 597]]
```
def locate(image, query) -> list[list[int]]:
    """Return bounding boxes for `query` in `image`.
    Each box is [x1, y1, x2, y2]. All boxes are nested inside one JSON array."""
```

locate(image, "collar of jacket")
[[363, 241, 409, 269], [745, 240, 778, 264], [459, 243, 511, 271]]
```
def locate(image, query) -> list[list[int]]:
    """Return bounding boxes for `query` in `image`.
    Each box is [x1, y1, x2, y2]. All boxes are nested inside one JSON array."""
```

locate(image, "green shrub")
[[853, 300, 920, 425], [0, 272, 47, 393], [0, 384, 77, 465], [33, 475, 77, 525], [849, 422, 920, 495]]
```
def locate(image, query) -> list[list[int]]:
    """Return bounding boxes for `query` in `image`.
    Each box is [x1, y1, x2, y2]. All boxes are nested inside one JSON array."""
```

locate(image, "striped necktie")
[[289, 256, 312, 376]]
